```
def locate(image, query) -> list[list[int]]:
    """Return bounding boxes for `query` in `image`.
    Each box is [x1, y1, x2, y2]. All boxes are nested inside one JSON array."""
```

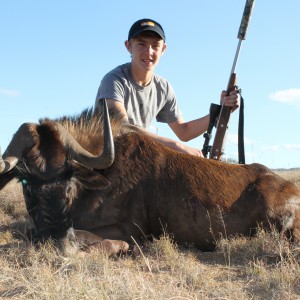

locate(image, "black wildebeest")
[[1, 100, 300, 255]]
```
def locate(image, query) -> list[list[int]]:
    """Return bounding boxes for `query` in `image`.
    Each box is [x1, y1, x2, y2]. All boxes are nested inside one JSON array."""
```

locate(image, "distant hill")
[[272, 167, 300, 172]]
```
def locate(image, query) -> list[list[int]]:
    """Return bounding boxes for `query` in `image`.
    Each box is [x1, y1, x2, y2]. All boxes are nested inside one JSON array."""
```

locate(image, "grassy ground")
[[0, 170, 300, 299]]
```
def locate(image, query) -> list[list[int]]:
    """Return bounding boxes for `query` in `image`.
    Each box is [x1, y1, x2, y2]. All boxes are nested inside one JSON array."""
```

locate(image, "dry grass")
[[274, 169, 300, 186], [0, 171, 300, 299]]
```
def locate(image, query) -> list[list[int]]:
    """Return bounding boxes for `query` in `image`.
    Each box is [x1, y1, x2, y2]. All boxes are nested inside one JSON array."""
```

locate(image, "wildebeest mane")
[[38, 107, 136, 156]]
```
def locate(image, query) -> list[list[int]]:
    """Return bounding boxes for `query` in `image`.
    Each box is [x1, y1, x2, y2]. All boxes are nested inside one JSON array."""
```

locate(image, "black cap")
[[128, 18, 166, 42]]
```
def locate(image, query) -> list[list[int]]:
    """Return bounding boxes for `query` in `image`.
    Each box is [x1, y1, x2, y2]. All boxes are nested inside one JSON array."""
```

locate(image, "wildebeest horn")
[[57, 98, 115, 169], [0, 99, 114, 174], [0, 123, 37, 174]]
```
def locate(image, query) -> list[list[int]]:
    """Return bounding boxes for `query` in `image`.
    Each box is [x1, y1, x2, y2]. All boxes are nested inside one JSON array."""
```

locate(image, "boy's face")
[[125, 32, 166, 72]]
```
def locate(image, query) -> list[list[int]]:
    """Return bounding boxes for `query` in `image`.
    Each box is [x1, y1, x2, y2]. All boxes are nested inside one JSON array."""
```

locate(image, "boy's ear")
[[162, 43, 167, 54], [124, 40, 132, 53]]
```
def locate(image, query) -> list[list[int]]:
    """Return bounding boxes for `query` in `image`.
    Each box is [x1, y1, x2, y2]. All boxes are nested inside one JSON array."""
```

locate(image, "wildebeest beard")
[[20, 162, 74, 243]]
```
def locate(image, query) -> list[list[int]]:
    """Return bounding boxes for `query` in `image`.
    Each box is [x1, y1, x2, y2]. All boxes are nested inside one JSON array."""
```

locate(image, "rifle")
[[202, 0, 255, 163]]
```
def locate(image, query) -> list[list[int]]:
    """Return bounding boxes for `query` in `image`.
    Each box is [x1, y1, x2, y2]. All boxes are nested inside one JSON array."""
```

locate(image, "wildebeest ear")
[[71, 161, 111, 190]]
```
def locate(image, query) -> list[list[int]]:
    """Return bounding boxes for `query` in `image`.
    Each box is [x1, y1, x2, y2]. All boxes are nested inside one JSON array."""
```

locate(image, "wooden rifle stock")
[[209, 73, 237, 160]]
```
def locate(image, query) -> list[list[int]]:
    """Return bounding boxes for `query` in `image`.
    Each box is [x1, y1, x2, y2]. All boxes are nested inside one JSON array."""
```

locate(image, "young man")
[[95, 18, 239, 157]]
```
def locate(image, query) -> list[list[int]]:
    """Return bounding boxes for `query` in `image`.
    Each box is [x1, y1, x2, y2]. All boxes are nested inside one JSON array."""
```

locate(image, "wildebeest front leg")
[[72, 229, 129, 255], [288, 211, 300, 245]]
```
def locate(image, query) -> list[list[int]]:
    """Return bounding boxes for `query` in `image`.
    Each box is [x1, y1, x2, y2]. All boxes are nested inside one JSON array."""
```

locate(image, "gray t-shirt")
[[95, 63, 182, 129]]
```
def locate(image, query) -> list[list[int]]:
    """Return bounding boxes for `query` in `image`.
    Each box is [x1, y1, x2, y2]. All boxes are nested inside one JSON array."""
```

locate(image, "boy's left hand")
[[220, 89, 240, 112]]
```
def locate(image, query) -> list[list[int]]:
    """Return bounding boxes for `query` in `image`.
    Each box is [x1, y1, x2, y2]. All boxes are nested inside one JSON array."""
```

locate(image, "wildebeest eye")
[[20, 178, 32, 195], [21, 179, 28, 186]]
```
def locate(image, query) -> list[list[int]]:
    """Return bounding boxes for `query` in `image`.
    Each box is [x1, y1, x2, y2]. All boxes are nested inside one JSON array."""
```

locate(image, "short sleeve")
[[95, 73, 125, 104], [156, 82, 182, 123]]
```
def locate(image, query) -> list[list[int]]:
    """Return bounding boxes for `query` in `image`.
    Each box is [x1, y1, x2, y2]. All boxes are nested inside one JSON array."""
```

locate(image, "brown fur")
[[1, 109, 300, 252]]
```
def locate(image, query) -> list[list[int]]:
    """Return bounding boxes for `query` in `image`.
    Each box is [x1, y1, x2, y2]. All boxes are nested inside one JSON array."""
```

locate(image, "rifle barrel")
[[229, 39, 242, 85], [238, 0, 256, 40], [230, 0, 255, 80]]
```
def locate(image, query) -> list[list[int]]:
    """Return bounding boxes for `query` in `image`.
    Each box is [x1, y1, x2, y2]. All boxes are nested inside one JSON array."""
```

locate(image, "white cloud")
[[284, 144, 300, 151], [262, 145, 281, 152], [0, 88, 20, 97], [148, 125, 158, 134], [228, 151, 255, 159], [227, 133, 255, 145], [269, 88, 300, 104]]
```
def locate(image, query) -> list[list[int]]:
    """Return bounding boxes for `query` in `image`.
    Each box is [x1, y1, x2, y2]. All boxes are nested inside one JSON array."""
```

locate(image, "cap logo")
[[141, 21, 155, 27]]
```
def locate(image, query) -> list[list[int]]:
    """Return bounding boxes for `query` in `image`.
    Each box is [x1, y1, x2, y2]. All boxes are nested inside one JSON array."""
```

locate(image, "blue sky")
[[1, 0, 299, 169]]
